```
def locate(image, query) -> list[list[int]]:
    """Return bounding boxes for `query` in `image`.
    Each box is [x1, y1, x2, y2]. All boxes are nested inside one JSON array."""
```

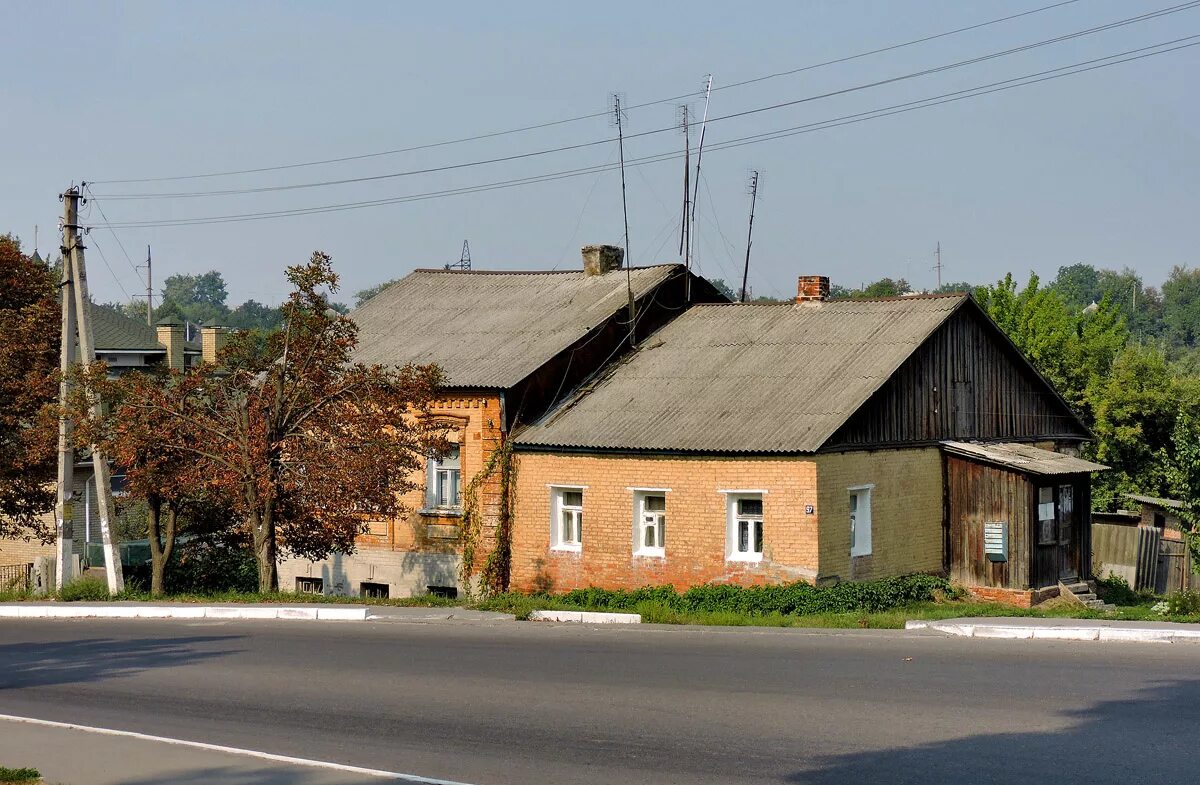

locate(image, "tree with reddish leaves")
[[70, 365, 227, 596], [102, 252, 442, 591], [0, 235, 59, 543]]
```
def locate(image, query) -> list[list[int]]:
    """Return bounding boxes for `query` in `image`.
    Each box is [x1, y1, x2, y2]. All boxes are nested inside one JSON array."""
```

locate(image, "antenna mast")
[[613, 93, 636, 348], [686, 75, 713, 292], [138, 245, 153, 325], [444, 240, 472, 270], [740, 171, 760, 303], [933, 241, 943, 290]]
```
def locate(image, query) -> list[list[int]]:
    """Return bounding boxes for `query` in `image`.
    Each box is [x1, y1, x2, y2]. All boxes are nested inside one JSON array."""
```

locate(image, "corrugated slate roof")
[[942, 441, 1107, 475], [1125, 493, 1183, 510], [514, 294, 969, 453], [351, 266, 681, 388]]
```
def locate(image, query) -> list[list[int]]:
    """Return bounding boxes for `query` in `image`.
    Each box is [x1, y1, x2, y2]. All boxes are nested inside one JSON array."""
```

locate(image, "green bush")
[[1095, 573, 1141, 606], [59, 576, 111, 601], [0, 767, 41, 782], [165, 541, 258, 594], [1167, 589, 1200, 615], [554, 574, 950, 616]]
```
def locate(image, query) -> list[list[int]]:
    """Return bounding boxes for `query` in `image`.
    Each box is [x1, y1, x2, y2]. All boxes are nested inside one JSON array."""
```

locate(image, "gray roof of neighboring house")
[[89, 304, 164, 352], [87, 305, 200, 354], [942, 441, 1108, 475], [350, 266, 682, 389], [1125, 493, 1183, 510], [514, 294, 972, 453]]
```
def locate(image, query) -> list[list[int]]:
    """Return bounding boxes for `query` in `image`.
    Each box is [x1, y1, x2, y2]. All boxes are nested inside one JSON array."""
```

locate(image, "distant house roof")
[[89, 304, 164, 352], [942, 441, 1107, 476], [87, 304, 199, 354], [1125, 493, 1184, 510], [514, 294, 976, 453], [351, 266, 683, 389]]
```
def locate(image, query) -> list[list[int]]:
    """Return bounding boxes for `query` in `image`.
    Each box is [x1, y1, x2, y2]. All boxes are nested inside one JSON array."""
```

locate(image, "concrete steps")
[[1061, 581, 1115, 612]]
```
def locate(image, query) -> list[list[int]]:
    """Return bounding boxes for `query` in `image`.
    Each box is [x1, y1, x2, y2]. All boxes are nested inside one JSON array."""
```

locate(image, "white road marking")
[[0, 713, 479, 784]]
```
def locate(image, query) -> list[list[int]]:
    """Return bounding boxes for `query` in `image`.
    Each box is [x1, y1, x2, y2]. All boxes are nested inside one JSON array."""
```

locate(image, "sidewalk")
[[0, 602, 513, 623], [907, 616, 1200, 643]]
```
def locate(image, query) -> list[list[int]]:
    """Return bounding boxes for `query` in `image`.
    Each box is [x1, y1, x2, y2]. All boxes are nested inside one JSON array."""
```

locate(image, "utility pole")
[[933, 241, 943, 290], [613, 93, 636, 347], [141, 245, 153, 325], [740, 171, 760, 303], [58, 186, 124, 593], [54, 197, 79, 591]]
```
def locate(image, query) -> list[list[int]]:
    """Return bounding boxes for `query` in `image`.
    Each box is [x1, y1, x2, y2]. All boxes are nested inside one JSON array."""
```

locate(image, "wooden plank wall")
[[829, 305, 1089, 449], [947, 455, 1031, 589]]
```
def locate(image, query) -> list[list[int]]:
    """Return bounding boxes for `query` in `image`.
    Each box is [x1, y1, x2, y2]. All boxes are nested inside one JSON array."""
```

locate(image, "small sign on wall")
[[804, 504, 814, 515], [984, 521, 1008, 563]]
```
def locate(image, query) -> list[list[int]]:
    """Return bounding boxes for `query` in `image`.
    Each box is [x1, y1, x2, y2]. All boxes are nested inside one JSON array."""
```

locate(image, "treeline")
[[103, 270, 348, 331]]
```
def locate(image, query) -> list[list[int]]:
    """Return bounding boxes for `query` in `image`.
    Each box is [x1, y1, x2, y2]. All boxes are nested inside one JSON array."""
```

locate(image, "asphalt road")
[[1, 619, 1198, 785]]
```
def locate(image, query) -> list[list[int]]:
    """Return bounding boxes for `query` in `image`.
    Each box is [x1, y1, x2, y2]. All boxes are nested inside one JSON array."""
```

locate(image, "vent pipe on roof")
[[796, 275, 830, 303], [582, 244, 624, 276]]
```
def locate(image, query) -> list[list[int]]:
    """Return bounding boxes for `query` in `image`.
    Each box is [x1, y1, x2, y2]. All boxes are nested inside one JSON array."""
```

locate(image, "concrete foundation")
[[277, 550, 462, 599]]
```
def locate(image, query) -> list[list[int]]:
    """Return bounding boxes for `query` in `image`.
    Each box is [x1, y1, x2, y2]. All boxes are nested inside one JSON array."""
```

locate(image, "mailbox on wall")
[[984, 521, 1008, 563]]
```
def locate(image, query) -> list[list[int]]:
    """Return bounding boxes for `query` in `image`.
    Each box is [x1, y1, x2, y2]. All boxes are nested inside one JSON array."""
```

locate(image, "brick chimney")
[[581, 244, 624, 276], [201, 325, 229, 365], [796, 275, 830, 303], [155, 320, 185, 370]]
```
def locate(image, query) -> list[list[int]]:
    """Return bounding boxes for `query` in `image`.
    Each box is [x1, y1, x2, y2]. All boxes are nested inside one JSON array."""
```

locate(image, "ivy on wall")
[[458, 439, 516, 597]]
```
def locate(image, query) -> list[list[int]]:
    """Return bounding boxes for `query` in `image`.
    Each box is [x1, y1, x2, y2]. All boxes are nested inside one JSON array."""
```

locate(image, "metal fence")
[[0, 562, 32, 592]]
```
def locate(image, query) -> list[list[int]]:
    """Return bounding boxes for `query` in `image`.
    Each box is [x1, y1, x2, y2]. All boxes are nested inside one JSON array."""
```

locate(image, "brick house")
[[276, 246, 726, 598], [0, 306, 223, 578], [509, 276, 1104, 605]]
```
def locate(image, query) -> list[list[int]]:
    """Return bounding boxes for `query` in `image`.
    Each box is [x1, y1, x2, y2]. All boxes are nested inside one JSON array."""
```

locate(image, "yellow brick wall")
[[814, 447, 944, 582], [510, 452, 820, 591]]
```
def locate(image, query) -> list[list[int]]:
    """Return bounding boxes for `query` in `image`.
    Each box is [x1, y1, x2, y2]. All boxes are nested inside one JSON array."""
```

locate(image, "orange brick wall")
[[279, 392, 506, 596], [510, 452, 821, 592]]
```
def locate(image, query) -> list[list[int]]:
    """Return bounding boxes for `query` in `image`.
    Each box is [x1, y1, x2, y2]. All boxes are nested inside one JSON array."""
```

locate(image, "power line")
[[87, 36, 1200, 230], [92, 1, 1198, 202], [86, 235, 135, 302], [84, 187, 143, 280], [87, 0, 1084, 187]]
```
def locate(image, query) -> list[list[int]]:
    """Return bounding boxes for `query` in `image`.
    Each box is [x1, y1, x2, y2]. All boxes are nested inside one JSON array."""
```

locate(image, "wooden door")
[[1056, 484, 1078, 581]]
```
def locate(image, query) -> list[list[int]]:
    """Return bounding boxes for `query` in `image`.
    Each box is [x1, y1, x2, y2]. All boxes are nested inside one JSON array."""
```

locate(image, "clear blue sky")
[[3, 0, 1197, 305]]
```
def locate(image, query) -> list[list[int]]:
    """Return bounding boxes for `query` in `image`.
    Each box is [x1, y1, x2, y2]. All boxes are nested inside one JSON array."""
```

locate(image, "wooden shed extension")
[[944, 441, 1107, 597]]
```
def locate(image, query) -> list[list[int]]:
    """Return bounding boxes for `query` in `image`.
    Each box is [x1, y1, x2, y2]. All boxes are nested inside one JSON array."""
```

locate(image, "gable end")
[[823, 299, 1089, 449]]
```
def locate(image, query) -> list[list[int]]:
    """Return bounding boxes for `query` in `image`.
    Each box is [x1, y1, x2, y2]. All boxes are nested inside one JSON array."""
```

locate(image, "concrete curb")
[[906, 619, 1200, 643], [0, 605, 368, 621], [529, 610, 641, 624]]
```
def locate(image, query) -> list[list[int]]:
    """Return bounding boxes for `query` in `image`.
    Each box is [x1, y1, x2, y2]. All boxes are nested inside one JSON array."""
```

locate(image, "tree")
[[1167, 408, 1200, 572], [225, 299, 283, 331], [1162, 266, 1200, 349], [707, 278, 737, 301], [162, 271, 228, 310], [70, 366, 224, 595], [1050, 263, 1100, 309], [934, 281, 977, 295], [0, 235, 58, 541], [1088, 345, 1179, 507], [354, 278, 402, 307], [124, 252, 443, 590]]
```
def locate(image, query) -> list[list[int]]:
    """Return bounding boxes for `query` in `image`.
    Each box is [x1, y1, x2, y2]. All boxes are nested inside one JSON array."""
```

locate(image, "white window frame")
[[724, 491, 766, 562], [849, 484, 874, 557], [631, 489, 669, 557], [550, 485, 585, 552], [426, 444, 462, 509]]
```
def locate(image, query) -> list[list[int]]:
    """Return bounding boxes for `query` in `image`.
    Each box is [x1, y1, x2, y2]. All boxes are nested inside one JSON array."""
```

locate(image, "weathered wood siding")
[[827, 303, 1088, 449], [947, 456, 1032, 589]]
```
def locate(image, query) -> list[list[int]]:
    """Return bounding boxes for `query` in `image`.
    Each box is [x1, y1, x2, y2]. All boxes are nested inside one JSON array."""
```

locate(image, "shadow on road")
[[785, 678, 1200, 784], [119, 765, 388, 785], [0, 636, 239, 690]]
